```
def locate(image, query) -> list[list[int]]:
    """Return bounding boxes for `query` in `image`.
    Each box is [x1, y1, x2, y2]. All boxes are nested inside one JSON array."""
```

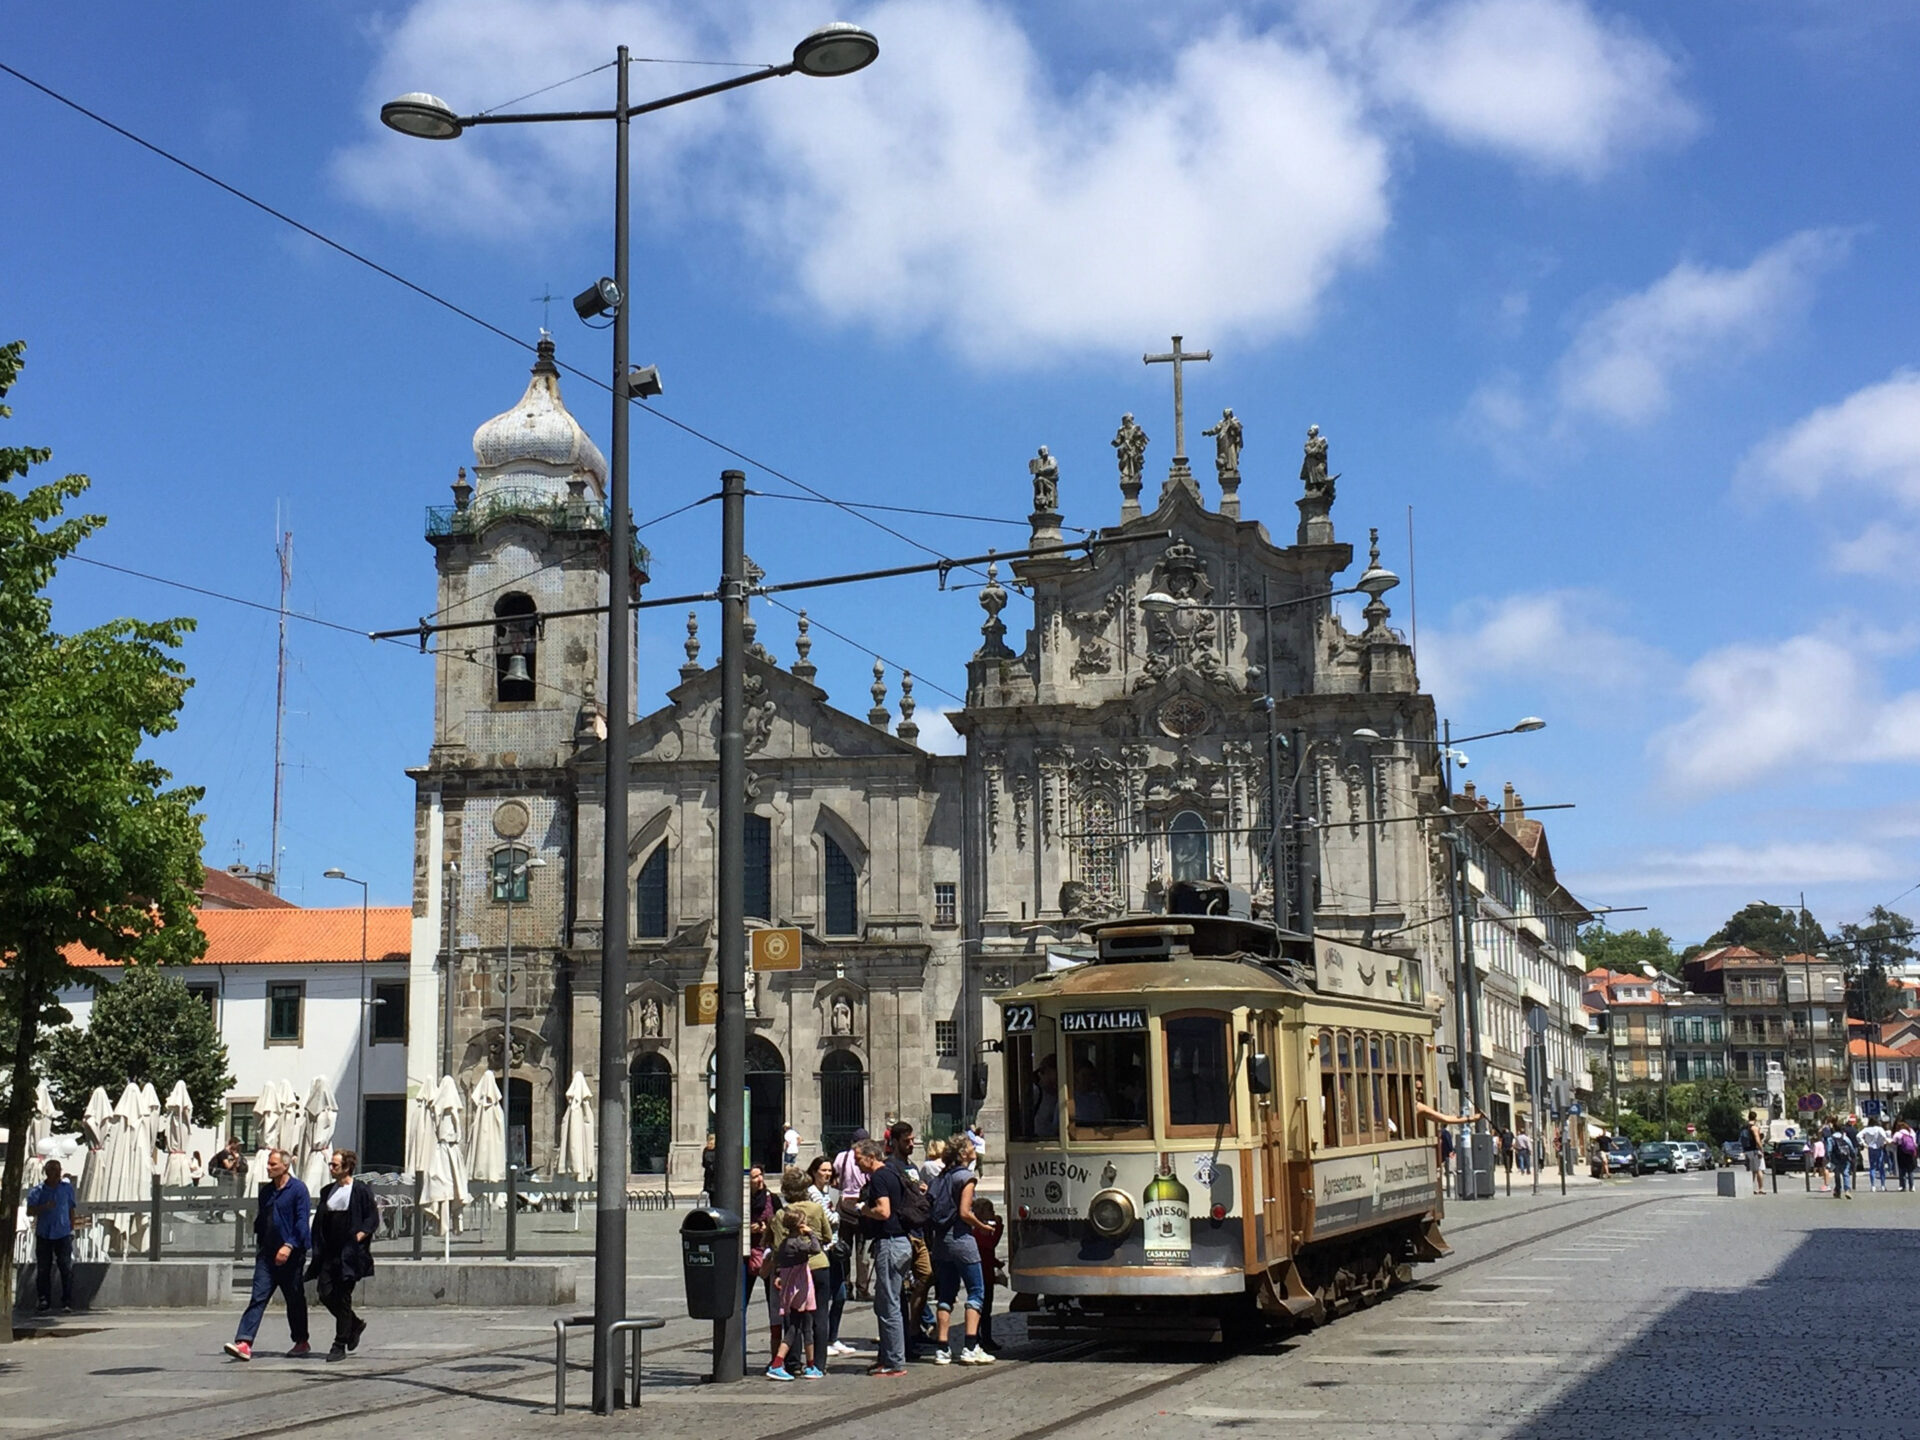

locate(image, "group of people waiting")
[[743, 1121, 1004, 1379], [1808, 1116, 1919, 1196]]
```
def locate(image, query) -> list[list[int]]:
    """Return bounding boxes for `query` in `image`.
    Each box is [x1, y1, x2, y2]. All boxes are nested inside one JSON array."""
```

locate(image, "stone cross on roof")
[[1143, 334, 1211, 489]]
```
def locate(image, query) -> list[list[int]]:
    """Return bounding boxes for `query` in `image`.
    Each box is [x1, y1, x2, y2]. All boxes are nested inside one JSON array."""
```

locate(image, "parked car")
[[1591, 1137, 1639, 1177], [1636, 1141, 1682, 1174], [1671, 1140, 1711, 1171], [1766, 1139, 1811, 1174]]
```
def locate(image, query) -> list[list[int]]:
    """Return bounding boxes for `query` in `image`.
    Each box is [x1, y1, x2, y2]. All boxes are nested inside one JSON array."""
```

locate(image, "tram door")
[[1255, 1011, 1288, 1264]]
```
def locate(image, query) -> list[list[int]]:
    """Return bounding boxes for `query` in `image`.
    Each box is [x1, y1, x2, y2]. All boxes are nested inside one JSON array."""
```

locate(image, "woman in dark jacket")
[[311, 1149, 379, 1361]]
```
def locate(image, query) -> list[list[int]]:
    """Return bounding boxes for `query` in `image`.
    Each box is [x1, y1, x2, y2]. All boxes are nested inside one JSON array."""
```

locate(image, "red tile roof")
[[67, 907, 410, 967], [198, 867, 299, 910]]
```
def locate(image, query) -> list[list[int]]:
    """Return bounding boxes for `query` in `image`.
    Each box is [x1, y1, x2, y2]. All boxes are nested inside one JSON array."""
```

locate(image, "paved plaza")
[[5, 1171, 1915, 1438]]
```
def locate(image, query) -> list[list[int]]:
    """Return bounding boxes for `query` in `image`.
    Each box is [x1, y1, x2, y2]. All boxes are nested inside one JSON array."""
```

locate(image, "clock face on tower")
[[1157, 696, 1211, 739]]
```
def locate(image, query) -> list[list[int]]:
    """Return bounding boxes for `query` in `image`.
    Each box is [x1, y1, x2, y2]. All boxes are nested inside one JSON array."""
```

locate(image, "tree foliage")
[[44, 966, 232, 1124], [1706, 902, 1823, 958], [0, 340, 206, 1342], [1581, 925, 1681, 977], [1835, 906, 1915, 1024]]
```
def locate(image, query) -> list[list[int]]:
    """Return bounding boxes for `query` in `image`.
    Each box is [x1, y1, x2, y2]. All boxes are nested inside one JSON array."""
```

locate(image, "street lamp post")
[[1140, 553, 1396, 929], [323, 869, 370, 1149], [1354, 717, 1545, 1198], [381, 24, 877, 1411]]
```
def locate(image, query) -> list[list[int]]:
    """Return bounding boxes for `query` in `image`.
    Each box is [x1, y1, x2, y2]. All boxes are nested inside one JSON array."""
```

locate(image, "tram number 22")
[[1003, 1004, 1037, 1035]]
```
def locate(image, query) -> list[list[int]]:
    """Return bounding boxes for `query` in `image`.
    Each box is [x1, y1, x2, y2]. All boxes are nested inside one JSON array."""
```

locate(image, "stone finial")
[[1357, 527, 1401, 642], [1112, 414, 1148, 522], [792, 609, 817, 683], [975, 560, 1013, 659], [897, 671, 919, 744], [868, 659, 890, 729], [742, 556, 773, 665], [452, 466, 472, 512], [680, 609, 702, 681]]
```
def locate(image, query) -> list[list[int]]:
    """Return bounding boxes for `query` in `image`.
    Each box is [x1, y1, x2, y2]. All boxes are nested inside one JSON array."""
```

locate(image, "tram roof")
[[998, 956, 1303, 1003]]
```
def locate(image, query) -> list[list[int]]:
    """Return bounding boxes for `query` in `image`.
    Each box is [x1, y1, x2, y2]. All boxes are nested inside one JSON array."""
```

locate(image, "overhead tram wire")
[[0, 61, 1010, 582], [759, 594, 964, 706]]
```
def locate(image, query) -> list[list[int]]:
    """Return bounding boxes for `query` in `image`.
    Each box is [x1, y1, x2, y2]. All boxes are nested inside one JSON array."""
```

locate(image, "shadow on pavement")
[[1508, 1226, 1920, 1438]]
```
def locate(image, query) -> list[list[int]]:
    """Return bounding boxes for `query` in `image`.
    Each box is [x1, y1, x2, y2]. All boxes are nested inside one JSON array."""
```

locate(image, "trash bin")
[[681, 1207, 741, 1320]]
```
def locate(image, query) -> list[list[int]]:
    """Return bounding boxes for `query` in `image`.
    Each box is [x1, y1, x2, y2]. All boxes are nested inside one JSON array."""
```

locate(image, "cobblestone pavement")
[[4, 1170, 1913, 1438]]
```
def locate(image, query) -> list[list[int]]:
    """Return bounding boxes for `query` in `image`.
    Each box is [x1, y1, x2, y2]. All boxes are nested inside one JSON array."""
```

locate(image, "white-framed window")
[[933, 881, 957, 927]]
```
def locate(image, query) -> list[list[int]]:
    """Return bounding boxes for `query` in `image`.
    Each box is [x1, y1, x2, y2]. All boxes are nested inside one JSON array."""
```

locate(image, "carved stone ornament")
[[1011, 774, 1033, 850], [639, 996, 663, 1038], [492, 800, 530, 839], [1136, 540, 1238, 693], [742, 672, 776, 756], [829, 992, 854, 1037], [1068, 588, 1122, 677], [1156, 695, 1211, 739]]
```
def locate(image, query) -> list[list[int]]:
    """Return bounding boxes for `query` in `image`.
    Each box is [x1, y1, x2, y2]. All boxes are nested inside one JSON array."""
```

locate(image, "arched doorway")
[[629, 1053, 672, 1175], [820, 1050, 865, 1158], [506, 1077, 533, 1170], [708, 1038, 788, 1172]]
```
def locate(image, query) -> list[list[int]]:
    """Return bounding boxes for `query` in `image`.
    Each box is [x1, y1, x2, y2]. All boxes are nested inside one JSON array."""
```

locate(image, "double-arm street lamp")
[[1353, 717, 1545, 1197], [322, 868, 370, 1150], [381, 23, 878, 1411], [1140, 555, 1398, 932]]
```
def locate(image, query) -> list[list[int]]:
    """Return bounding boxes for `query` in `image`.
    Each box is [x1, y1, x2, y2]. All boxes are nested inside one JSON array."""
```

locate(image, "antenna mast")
[[270, 523, 292, 893]]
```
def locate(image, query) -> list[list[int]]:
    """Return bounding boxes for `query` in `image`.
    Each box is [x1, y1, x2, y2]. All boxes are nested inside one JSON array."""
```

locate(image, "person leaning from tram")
[[1411, 1075, 1481, 1172]]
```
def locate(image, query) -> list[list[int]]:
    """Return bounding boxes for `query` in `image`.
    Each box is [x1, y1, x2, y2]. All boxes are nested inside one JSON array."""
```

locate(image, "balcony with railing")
[[427, 486, 651, 573]]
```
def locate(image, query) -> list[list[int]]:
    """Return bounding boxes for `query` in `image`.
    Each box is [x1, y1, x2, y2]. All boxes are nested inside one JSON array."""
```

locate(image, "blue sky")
[[6, 2, 1917, 943]]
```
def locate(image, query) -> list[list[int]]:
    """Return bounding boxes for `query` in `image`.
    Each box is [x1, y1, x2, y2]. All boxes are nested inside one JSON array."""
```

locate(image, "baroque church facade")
[[403, 341, 1480, 1192]]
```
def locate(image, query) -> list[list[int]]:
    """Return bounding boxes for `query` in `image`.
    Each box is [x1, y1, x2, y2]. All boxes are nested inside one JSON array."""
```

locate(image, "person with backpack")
[[1892, 1120, 1918, 1192], [1741, 1112, 1767, 1195], [883, 1121, 934, 1359], [806, 1154, 855, 1357], [854, 1138, 909, 1377], [927, 1135, 995, 1365], [831, 1130, 871, 1302], [1827, 1123, 1856, 1200], [764, 1168, 830, 1380]]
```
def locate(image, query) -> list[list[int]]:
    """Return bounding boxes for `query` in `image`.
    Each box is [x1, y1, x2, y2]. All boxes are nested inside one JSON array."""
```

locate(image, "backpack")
[[1899, 1130, 1917, 1158], [888, 1161, 931, 1230]]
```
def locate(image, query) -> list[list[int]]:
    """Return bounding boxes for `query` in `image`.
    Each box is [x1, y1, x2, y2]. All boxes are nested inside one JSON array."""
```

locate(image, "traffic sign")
[[751, 926, 804, 972], [1798, 1093, 1825, 1112], [1569, 1102, 1584, 1116], [1861, 1098, 1884, 1116]]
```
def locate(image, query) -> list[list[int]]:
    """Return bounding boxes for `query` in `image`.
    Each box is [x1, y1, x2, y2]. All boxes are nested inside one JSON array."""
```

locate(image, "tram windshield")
[[1006, 1016, 1060, 1142], [1066, 1031, 1150, 1138], [1164, 1013, 1232, 1132]]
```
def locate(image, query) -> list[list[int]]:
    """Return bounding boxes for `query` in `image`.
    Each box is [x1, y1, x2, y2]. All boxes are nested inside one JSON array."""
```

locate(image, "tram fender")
[[1257, 1258, 1326, 1325], [1411, 1217, 1451, 1261]]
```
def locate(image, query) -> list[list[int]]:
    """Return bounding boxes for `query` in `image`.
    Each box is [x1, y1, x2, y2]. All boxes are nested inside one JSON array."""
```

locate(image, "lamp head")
[[574, 277, 622, 321], [1513, 716, 1547, 733], [380, 93, 462, 140], [1352, 727, 1381, 740], [1356, 560, 1399, 599], [1140, 590, 1180, 615], [792, 22, 880, 77], [323, 868, 347, 880]]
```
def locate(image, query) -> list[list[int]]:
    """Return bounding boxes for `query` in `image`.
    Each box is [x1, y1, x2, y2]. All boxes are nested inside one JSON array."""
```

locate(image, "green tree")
[[43, 966, 231, 1124], [1835, 906, 1915, 1024], [1706, 902, 1823, 958], [0, 340, 205, 1343], [1581, 925, 1682, 977]]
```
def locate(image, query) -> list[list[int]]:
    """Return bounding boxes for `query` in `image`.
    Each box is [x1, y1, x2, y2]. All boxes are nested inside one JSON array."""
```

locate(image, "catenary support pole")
[[591, 43, 633, 1414], [712, 468, 749, 1381]]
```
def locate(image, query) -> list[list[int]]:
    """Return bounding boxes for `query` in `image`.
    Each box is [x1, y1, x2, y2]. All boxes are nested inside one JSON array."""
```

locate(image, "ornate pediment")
[[623, 657, 925, 766], [1135, 538, 1241, 694]]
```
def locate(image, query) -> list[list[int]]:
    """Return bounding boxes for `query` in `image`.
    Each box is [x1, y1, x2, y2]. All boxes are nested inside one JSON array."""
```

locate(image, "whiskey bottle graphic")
[[1142, 1155, 1191, 1266]]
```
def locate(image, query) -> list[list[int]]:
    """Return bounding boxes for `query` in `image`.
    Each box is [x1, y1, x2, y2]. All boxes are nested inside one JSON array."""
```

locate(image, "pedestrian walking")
[[25, 1160, 81, 1314], [855, 1138, 910, 1377], [1893, 1120, 1918, 1192], [884, 1120, 934, 1357], [1858, 1118, 1891, 1191], [746, 1166, 784, 1368], [965, 1120, 987, 1180], [1741, 1113, 1767, 1195], [1828, 1125, 1856, 1200], [310, 1149, 378, 1362], [781, 1120, 801, 1170], [765, 1167, 830, 1379], [223, 1148, 312, 1360], [1811, 1133, 1828, 1190], [1515, 1130, 1532, 1175], [928, 1135, 995, 1365], [972, 1196, 1005, 1352], [701, 1133, 717, 1204]]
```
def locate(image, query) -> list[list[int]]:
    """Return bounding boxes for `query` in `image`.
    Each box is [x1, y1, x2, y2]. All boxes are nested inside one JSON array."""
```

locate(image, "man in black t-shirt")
[[857, 1139, 909, 1375], [886, 1121, 934, 1357]]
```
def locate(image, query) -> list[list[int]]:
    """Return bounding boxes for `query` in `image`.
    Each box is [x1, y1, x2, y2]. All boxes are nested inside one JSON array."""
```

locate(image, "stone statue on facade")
[[830, 993, 853, 1036], [1300, 425, 1332, 498], [1029, 445, 1060, 514], [1203, 408, 1242, 479], [1112, 413, 1148, 518], [639, 996, 663, 1038]]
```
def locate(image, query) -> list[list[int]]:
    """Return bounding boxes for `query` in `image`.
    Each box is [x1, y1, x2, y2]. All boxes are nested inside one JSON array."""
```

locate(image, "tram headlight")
[[1086, 1188, 1135, 1240]]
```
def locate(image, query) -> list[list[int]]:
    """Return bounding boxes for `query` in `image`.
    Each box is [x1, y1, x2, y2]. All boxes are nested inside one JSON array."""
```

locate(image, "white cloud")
[[1580, 840, 1903, 894], [1419, 589, 1661, 706], [1650, 628, 1920, 794], [1364, 0, 1698, 178], [910, 706, 965, 756], [1830, 519, 1920, 578], [1554, 229, 1849, 425], [1740, 370, 1920, 511], [333, 0, 1698, 366]]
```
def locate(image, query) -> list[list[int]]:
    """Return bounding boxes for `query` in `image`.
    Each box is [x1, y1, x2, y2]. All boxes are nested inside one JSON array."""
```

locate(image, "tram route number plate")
[[1061, 1008, 1147, 1033]]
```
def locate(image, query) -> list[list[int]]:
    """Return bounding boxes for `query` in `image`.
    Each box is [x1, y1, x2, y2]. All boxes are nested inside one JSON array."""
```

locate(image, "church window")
[[934, 882, 957, 927], [491, 846, 530, 903], [636, 845, 668, 939], [824, 835, 859, 937], [1169, 810, 1210, 883], [744, 814, 772, 923], [935, 1020, 958, 1057], [1077, 790, 1122, 906], [493, 593, 537, 702]]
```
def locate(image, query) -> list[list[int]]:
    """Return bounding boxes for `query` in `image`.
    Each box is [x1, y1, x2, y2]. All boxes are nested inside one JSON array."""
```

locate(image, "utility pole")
[[271, 524, 291, 891], [711, 469, 748, 1381]]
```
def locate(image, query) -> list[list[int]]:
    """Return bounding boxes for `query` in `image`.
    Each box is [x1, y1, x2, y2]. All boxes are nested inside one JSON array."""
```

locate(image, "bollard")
[[149, 1175, 162, 1261], [413, 1172, 425, 1261], [506, 1167, 519, 1262]]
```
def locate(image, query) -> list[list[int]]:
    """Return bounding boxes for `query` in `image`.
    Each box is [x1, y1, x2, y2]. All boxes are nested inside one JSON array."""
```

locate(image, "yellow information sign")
[[684, 982, 719, 1026], [751, 926, 804, 972]]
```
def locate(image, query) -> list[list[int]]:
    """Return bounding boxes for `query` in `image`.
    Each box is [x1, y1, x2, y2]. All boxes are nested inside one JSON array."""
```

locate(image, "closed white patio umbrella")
[[424, 1075, 470, 1249], [557, 1070, 596, 1182], [404, 1088, 436, 1180], [30, 1078, 56, 1151], [161, 1081, 194, 1188], [99, 1083, 151, 1256], [467, 1068, 506, 1186], [74, 1086, 114, 1205], [299, 1075, 337, 1192], [139, 1081, 163, 1174]]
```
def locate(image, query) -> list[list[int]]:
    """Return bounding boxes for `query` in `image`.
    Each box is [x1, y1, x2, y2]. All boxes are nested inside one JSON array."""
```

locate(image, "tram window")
[[1007, 1018, 1060, 1142], [1336, 1032, 1355, 1144], [1164, 1013, 1233, 1133], [1386, 1035, 1405, 1138], [1369, 1033, 1386, 1139], [1320, 1029, 1338, 1148], [1398, 1037, 1415, 1138], [1066, 1031, 1150, 1139]]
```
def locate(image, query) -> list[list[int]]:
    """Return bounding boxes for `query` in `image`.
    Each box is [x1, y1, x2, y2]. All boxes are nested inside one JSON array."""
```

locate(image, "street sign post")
[[750, 927, 803, 972]]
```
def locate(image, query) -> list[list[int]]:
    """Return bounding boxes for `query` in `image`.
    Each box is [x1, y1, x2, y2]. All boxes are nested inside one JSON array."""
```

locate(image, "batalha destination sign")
[[1061, 1008, 1148, 1033]]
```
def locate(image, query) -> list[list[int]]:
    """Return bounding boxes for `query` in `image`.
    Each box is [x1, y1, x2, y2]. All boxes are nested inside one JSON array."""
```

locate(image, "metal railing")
[[426, 487, 651, 571]]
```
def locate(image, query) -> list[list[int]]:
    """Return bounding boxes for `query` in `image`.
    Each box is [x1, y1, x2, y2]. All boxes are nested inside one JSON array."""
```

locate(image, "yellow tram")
[[997, 882, 1448, 1337]]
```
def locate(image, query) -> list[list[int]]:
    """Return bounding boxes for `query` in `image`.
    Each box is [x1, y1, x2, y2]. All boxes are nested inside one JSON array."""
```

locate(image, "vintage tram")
[[996, 881, 1448, 1337]]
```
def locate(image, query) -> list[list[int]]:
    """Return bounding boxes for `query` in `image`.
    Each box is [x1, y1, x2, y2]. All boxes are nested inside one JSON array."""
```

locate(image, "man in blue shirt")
[[25, 1159, 80, 1314], [223, 1147, 312, 1360]]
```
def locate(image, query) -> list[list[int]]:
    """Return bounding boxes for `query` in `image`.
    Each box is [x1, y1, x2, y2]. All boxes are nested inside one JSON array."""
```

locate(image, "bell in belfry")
[[503, 654, 532, 685]]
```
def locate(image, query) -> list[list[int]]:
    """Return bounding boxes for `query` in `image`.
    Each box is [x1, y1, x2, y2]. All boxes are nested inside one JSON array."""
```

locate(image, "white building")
[[62, 905, 413, 1167]]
